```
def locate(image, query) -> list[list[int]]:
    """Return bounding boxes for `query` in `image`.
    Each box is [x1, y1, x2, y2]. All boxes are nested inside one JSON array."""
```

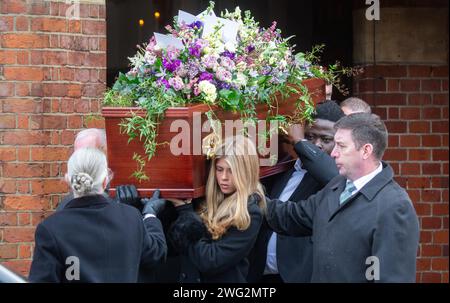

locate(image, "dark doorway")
[[106, 0, 353, 100]]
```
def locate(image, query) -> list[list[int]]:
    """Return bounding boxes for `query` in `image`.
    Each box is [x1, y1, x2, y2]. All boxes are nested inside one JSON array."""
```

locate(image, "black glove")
[[141, 189, 166, 216], [116, 185, 140, 208]]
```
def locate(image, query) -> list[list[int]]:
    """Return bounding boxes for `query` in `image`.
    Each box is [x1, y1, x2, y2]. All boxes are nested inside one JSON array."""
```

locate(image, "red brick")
[[60, 35, 89, 51], [0, 50, 16, 64], [74, 99, 90, 113], [409, 149, 431, 161], [372, 107, 387, 119], [67, 84, 82, 98], [359, 79, 385, 92], [385, 121, 407, 133], [67, 52, 86, 66], [17, 213, 31, 226], [74, 69, 90, 83], [432, 121, 449, 133], [0, 244, 17, 259], [89, 4, 99, 18], [420, 230, 433, 243], [85, 53, 106, 68], [421, 245, 442, 257], [68, 115, 83, 129], [422, 217, 442, 229], [443, 80, 448, 91], [68, 20, 81, 33], [15, 16, 29, 31], [407, 190, 421, 203], [443, 189, 449, 201], [384, 149, 407, 161], [422, 163, 441, 175], [416, 258, 431, 271], [364, 65, 407, 78], [0, 82, 14, 97], [400, 135, 420, 147], [61, 130, 76, 145], [432, 93, 448, 105], [1, 0, 27, 14], [400, 80, 420, 92], [82, 20, 106, 35], [432, 150, 449, 161], [31, 147, 70, 161], [0, 115, 15, 129], [18, 244, 32, 259], [2, 163, 50, 178], [31, 179, 68, 195], [443, 273, 449, 283], [17, 147, 30, 161], [434, 230, 449, 244], [0, 213, 17, 226], [3, 227, 35, 243], [4, 67, 44, 81], [0, 179, 16, 193], [422, 108, 441, 120], [85, 116, 105, 129], [421, 272, 442, 283], [422, 190, 441, 202], [406, 177, 430, 189], [408, 94, 433, 106], [409, 121, 430, 133], [0, 16, 13, 31], [432, 66, 449, 77], [433, 203, 448, 216], [30, 83, 43, 97], [400, 163, 420, 175], [387, 79, 400, 91], [388, 135, 399, 147], [2, 131, 51, 145], [409, 65, 433, 77], [29, 1, 50, 15], [400, 108, 421, 120], [2, 98, 42, 113], [432, 176, 449, 188], [42, 115, 67, 129], [1, 33, 49, 49], [414, 203, 431, 216], [15, 50, 29, 64], [431, 258, 448, 271], [31, 18, 67, 32], [422, 79, 441, 92], [99, 38, 107, 51], [0, 147, 15, 161], [422, 135, 442, 147], [17, 114, 29, 129]]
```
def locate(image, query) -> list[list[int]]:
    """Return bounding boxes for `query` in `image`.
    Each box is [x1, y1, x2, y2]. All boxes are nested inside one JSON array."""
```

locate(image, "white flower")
[[198, 80, 217, 103], [235, 61, 247, 72], [234, 73, 248, 87]]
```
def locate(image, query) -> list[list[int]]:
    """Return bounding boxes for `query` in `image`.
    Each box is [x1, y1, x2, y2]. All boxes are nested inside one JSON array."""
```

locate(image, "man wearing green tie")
[[265, 113, 420, 282]]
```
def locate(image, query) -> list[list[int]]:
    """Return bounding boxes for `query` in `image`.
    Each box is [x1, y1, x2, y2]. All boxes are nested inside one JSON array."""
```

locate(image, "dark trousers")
[[261, 274, 284, 283]]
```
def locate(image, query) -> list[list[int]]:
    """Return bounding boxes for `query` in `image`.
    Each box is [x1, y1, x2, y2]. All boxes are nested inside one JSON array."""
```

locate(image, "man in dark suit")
[[248, 101, 344, 283], [265, 113, 420, 282]]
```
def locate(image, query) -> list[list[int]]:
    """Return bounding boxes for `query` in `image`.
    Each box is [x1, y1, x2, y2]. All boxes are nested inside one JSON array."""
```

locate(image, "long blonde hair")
[[200, 135, 266, 240]]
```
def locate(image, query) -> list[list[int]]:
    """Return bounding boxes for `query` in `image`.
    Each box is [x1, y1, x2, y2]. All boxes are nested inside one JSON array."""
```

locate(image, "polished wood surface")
[[102, 78, 325, 198]]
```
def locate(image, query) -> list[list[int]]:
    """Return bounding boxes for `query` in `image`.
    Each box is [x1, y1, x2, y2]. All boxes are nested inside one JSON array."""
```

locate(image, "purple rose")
[[221, 50, 236, 60], [162, 58, 182, 72], [189, 45, 201, 57], [188, 21, 203, 29], [246, 45, 255, 53]]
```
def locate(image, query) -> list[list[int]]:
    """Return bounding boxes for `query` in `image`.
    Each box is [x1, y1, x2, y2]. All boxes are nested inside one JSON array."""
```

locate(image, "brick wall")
[[0, 0, 106, 276], [353, 64, 449, 283]]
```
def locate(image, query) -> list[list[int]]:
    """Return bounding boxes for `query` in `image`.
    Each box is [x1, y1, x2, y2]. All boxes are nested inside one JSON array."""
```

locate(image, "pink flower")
[[168, 76, 184, 91]]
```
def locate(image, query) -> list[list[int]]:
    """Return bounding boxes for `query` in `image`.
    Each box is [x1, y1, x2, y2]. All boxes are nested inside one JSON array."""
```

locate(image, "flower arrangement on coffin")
[[103, 1, 356, 181]]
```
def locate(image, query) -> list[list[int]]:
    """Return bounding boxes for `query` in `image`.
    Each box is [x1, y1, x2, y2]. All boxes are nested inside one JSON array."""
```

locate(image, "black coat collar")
[[64, 194, 111, 209]]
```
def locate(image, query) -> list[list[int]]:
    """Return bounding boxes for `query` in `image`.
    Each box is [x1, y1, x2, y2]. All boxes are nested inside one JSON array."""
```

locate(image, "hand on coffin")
[[116, 185, 140, 208], [141, 189, 166, 216]]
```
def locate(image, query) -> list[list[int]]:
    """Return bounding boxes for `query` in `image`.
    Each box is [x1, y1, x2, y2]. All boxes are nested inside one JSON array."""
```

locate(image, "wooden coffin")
[[102, 78, 325, 198]]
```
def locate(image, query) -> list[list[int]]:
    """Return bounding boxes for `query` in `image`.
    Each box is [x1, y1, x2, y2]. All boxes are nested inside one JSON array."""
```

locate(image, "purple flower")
[[221, 50, 236, 60], [199, 72, 214, 82], [188, 21, 203, 29], [189, 45, 202, 57], [162, 58, 182, 72], [218, 82, 232, 90], [246, 45, 255, 53], [158, 78, 170, 89]]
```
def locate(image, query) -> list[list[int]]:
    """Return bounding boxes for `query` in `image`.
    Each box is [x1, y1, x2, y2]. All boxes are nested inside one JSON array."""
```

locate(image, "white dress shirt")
[[264, 159, 307, 275]]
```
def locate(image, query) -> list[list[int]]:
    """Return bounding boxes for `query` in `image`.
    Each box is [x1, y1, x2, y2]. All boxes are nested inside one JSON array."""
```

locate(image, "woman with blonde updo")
[[29, 148, 167, 282], [167, 135, 266, 283]]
